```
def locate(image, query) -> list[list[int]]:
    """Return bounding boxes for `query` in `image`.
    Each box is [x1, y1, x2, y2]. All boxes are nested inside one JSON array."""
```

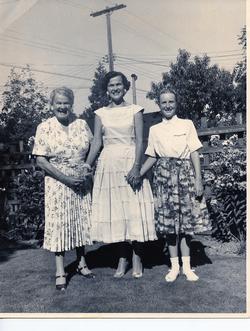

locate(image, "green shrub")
[[204, 134, 246, 242], [10, 167, 45, 241]]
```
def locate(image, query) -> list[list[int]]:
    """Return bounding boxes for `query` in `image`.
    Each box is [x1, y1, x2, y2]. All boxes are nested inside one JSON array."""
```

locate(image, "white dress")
[[91, 104, 156, 243], [32, 117, 93, 252]]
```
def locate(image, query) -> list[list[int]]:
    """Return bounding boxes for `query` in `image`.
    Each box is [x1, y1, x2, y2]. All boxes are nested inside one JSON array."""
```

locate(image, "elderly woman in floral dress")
[[33, 87, 95, 291]]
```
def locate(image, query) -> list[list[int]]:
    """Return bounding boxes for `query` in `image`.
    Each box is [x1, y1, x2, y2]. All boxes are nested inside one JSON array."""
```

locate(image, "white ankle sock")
[[181, 256, 199, 281], [170, 257, 180, 271], [181, 256, 191, 272]]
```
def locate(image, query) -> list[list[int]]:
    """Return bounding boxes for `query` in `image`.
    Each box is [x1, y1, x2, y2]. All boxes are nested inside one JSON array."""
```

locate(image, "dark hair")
[[50, 86, 74, 105], [102, 71, 131, 92], [157, 84, 178, 105]]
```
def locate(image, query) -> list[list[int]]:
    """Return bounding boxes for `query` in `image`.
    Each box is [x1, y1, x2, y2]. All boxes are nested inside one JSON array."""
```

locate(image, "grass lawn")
[[0, 238, 246, 314]]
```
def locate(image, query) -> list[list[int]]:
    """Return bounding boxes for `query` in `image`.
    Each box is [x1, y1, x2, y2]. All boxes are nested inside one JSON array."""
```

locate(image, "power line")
[[116, 58, 163, 77], [110, 16, 171, 52], [0, 61, 96, 67], [117, 63, 159, 81], [0, 35, 97, 61], [0, 62, 93, 81], [116, 49, 242, 58], [116, 55, 171, 68], [0, 0, 18, 4], [90, 4, 126, 71], [56, 0, 86, 10], [124, 8, 190, 49], [6, 27, 104, 57]]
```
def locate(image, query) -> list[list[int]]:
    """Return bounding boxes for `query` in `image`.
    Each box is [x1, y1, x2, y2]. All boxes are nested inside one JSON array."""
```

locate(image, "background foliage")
[[0, 66, 52, 147], [204, 135, 246, 243], [147, 49, 237, 127], [80, 61, 108, 120], [10, 168, 45, 241]]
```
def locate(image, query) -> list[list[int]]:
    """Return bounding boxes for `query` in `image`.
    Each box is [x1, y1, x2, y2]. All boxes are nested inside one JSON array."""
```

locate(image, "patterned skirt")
[[152, 157, 211, 237], [43, 162, 92, 252]]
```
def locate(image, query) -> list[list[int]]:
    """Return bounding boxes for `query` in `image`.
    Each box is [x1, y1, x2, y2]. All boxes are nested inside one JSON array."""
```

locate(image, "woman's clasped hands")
[[126, 164, 142, 191], [61, 163, 93, 191]]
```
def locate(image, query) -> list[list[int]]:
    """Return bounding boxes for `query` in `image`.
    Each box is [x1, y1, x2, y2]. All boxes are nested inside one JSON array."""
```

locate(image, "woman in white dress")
[[84, 72, 156, 278], [32, 87, 95, 291]]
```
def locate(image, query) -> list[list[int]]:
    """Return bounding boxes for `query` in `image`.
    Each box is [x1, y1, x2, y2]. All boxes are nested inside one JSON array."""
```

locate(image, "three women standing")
[[84, 71, 156, 278], [34, 78, 210, 288]]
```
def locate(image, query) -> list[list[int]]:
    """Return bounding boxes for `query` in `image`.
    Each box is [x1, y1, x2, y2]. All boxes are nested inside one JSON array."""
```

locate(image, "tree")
[[233, 26, 246, 117], [80, 61, 109, 121], [0, 66, 52, 147], [147, 49, 236, 127]]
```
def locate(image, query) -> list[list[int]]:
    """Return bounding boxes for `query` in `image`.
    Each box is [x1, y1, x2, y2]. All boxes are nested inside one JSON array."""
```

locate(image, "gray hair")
[[50, 87, 74, 105]]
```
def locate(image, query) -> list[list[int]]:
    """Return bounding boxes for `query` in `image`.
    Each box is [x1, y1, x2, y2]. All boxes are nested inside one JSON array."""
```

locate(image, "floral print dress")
[[32, 117, 93, 252]]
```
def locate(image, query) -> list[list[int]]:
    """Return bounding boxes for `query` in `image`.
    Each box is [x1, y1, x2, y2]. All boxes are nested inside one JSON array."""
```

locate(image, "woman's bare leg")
[[55, 252, 66, 287], [76, 246, 94, 276], [114, 242, 129, 278], [132, 241, 143, 277]]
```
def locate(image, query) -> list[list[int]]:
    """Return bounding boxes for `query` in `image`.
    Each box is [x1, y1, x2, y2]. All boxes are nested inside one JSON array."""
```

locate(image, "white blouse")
[[145, 115, 202, 159], [95, 104, 143, 147]]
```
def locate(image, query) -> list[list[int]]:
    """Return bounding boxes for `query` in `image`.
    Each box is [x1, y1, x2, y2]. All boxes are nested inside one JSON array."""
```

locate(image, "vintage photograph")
[[0, 0, 247, 316]]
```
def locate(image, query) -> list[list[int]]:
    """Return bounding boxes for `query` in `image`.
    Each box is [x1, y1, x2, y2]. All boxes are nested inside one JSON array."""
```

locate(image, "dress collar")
[[162, 115, 178, 124]]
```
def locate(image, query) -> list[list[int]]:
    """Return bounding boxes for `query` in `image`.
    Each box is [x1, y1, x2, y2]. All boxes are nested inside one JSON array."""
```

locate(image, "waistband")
[[156, 157, 191, 166]]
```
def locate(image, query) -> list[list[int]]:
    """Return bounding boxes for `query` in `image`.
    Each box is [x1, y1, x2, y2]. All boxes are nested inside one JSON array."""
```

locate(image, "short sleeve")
[[187, 121, 202, 153], [145, 127, 157, 157], [94, 107, 104, 118], [132, 105, 144, 115], [32, 122, 51, 156], [83, 121, 93, 142]]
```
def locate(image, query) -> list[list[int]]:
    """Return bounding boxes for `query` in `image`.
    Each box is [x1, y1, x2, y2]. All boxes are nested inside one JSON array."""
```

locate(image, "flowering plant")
[[204, 134, 246, 242], [204, 134, 246, 193]]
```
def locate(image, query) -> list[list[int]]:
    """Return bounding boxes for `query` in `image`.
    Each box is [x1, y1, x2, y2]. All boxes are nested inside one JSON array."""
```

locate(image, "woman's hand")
[[194, 177, 204, 197], [61, 175, 86, 190], [126, 165, 142, 190], [81, 166, 93, 180]]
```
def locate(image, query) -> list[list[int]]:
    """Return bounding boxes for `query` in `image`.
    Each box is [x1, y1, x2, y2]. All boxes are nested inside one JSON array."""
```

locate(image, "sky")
[[0, 0, 246, 114]]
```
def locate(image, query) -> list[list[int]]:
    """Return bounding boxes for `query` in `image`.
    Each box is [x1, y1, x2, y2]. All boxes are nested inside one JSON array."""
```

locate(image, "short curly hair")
[[101, 71, 131, 92], [50, 86, 74, 105]]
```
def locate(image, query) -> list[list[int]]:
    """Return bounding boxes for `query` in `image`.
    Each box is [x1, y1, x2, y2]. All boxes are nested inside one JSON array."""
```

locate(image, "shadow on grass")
[[190, 238, 213, 267], [0, 237, 41, 264], [64, 238, 212, 275]]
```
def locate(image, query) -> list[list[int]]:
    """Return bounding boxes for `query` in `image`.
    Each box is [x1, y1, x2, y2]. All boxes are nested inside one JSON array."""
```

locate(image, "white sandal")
[[165, 268, 180, 282], [182, 268, 199, 281]]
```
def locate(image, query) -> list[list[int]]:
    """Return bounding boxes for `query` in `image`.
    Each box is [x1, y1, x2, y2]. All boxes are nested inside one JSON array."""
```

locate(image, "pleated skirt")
[[91, 144, 157, 243], [43, 164, 92, 252], [153, 157, 211, 237]]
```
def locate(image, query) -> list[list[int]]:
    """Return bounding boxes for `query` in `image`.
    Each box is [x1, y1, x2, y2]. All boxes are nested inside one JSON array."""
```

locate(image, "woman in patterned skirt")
[[83, 71, 156, 278], [33, 87, 95, 291], [140, 86, 211, 282]]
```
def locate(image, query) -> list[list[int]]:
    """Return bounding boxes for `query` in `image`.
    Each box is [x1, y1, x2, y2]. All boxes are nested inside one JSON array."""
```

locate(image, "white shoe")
[[165, 268, 180, 282], [183, 268, 199, 281]]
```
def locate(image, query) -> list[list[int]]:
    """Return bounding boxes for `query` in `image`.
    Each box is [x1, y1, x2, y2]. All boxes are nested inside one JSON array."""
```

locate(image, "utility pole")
[[131, 74, 138, 104], [90, 4, 126, 71]]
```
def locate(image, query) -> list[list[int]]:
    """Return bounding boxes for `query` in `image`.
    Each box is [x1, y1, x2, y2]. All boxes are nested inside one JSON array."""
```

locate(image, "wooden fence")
[[0, 112, 246, 218]]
